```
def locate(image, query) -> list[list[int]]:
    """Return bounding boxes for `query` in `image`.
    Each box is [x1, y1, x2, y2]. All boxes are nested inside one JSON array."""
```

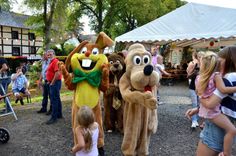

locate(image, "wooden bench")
[[0, 93, 13, 99]]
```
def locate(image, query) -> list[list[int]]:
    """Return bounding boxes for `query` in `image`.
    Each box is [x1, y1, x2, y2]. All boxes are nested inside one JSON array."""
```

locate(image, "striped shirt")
[[214, 72, 236, 119]]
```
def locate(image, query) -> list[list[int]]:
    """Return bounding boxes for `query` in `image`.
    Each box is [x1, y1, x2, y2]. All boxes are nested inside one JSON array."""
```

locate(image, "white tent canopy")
[[115, 3, 236, 44]]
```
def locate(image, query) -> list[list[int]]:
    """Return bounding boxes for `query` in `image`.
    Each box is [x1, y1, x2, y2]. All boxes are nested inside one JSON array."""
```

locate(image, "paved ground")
[[0, 81, 235, 156]]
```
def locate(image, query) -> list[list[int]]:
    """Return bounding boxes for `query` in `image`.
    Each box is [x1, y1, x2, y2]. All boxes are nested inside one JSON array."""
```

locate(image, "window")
[[12, 47, 20, 56], [12, 31, 19, 39], [30, 46, 36, 54], [28, 33, 35, 41]]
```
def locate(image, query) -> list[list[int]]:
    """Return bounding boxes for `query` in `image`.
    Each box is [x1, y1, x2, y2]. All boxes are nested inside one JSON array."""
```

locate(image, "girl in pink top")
[[196, 51, 236, 156], [71, 106, 99, 156]]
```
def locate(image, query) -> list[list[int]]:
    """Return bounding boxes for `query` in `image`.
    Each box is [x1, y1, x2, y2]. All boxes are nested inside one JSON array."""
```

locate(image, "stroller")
[[0, 93, 13, 144], [0, 127, 9, 143]]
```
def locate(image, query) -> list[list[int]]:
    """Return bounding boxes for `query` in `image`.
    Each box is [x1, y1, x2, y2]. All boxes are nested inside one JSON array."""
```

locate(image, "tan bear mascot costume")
[[119, 43, 159, 156], [104, 52, 125, 133], [58, 32, 113, 156]]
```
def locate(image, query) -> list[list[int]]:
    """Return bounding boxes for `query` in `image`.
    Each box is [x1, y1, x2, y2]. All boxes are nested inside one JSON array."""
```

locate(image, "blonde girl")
[[71, 106, 99, 156], [196, 51, 236, 156]]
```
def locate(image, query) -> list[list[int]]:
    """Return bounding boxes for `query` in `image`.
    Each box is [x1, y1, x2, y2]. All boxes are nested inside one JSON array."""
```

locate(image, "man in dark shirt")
[[0, 58, 11, 112]]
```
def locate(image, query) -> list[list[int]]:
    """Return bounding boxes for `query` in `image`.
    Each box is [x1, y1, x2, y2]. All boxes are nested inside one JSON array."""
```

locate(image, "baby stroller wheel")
[[0, 128, 10, 143]]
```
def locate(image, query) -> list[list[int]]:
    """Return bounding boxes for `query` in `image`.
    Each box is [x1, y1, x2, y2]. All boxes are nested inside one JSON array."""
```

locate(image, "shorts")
[[12, 88, 27, 96], [200, 119, 236, 152]]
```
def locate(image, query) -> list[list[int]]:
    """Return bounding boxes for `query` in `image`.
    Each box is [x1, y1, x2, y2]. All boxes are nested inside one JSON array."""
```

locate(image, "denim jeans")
[[41, 81, 50, 111], [200, 119, 236, 152], [189, 89, 199, 122], [0, 78, 11, 111], [49, 80, 62, 120]]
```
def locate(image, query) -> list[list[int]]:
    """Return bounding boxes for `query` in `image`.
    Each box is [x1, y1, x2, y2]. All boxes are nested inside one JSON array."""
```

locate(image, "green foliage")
[[23, 0, 84, 50], [66, 3, 84, 34], [76, 0, 186, 39], [0, 0, 11, 11], [63, 44, 76, 55], [27, 61, 42, 88]]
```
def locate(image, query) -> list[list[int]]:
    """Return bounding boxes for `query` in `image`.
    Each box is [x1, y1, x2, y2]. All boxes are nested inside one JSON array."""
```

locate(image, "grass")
[[0, 84, 74, 109]]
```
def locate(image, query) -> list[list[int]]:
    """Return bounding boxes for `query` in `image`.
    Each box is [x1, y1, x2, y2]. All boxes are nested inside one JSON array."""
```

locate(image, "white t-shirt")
[[155, 64, 165, 75], [213, 72, 236, 118]]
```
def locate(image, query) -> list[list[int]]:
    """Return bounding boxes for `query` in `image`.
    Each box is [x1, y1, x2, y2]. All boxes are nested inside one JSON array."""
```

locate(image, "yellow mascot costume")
[[58, 32, 113, 156], [119, 43, 159, 156]]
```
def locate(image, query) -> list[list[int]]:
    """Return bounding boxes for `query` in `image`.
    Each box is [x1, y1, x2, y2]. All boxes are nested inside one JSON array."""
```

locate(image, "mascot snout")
[[144, 65, 153, 76]]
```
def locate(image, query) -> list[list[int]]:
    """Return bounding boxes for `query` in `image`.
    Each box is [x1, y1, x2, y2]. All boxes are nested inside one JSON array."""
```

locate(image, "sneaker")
[[158, 101, 164, 105], [191, 121, 199, 128], [46, 110, 52, 115], [37, 109, 47, 113], [46, 118, 57, 125]]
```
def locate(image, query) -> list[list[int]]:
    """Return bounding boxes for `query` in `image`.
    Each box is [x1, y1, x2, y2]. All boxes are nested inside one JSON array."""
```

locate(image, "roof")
[[115, 3, 236, 43], [0, 10, 29, 29]]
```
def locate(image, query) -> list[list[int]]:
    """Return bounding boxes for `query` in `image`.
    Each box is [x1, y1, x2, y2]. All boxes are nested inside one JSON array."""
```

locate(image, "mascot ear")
[[105, 53, 110, 58], [65, 40, 89, 71], [117, 52, 125, 59], [95, 32, 114, 50]]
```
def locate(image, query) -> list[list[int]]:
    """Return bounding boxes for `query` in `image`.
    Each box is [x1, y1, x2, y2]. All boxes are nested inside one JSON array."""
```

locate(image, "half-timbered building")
[[0, 10, 42, 59]]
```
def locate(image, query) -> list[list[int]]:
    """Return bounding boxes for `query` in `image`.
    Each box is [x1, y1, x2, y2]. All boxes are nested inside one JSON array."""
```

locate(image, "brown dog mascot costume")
[[104, 52, 125, 133], [58, 32, 113, 155], [119, 43, 159, 156]]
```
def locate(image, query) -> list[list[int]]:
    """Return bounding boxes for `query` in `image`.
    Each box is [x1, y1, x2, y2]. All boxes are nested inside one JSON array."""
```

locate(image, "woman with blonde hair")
[[187, 49, 236, 156]]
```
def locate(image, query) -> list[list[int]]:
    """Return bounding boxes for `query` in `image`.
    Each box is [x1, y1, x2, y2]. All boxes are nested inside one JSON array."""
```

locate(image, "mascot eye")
[[109, 61, 113, 64], [92, 48, 99, 55], [143, 55, 150, 64], [80, 47, 87, 54], [116, 60, 120, 63], [133, 56, 142, 65]]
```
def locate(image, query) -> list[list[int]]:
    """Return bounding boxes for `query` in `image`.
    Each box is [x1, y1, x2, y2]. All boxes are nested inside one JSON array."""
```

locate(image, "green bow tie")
[[72, 69, 102, 87]]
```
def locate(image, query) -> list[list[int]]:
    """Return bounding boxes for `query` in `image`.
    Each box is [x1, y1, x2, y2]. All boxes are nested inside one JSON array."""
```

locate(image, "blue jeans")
[[49, 80, 62, 120], [0, 79, 11, 111], [200, 119, 236, 152], [189, 89, 199, 123], [41, 81, 50, 111]]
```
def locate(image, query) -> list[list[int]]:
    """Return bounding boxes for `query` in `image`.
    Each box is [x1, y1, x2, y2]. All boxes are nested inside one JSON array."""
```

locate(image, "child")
[[155, 55, 171, 78], [196, 51, 236, 156], [71, 106, 99, 156], [11, 66, 30, 105], [155, 55, 171, 105]]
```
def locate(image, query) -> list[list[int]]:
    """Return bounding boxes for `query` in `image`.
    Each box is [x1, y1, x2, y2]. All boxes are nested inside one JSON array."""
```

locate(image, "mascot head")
[[125, 43, 159, 91], [65, 32, 114, 73], [107, 52, 126, 77]]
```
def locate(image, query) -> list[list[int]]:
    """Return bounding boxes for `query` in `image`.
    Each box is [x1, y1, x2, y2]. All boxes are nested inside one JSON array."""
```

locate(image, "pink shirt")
[[196, 72, 221, 119]]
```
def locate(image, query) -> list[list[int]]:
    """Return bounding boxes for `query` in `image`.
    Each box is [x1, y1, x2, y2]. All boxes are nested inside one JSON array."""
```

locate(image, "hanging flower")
[[209, 40, 214, 47]]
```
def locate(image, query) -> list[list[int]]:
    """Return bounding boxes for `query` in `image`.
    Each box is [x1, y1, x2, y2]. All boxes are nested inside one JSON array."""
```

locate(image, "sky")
[[11, 0, 236, 34]]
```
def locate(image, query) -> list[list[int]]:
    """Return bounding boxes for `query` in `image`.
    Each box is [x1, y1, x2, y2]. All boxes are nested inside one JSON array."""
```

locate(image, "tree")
[[23, 0, 72, 50], [0, 0, 11, 11], [76, 0, 186, 39], [112, 0, 186, 37]]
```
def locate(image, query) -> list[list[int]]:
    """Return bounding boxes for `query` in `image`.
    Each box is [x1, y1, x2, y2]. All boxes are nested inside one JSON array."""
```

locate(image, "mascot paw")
[[102, 63, 110, 74], [58, 61, 65, 70], [144, 96, 157, 110]]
